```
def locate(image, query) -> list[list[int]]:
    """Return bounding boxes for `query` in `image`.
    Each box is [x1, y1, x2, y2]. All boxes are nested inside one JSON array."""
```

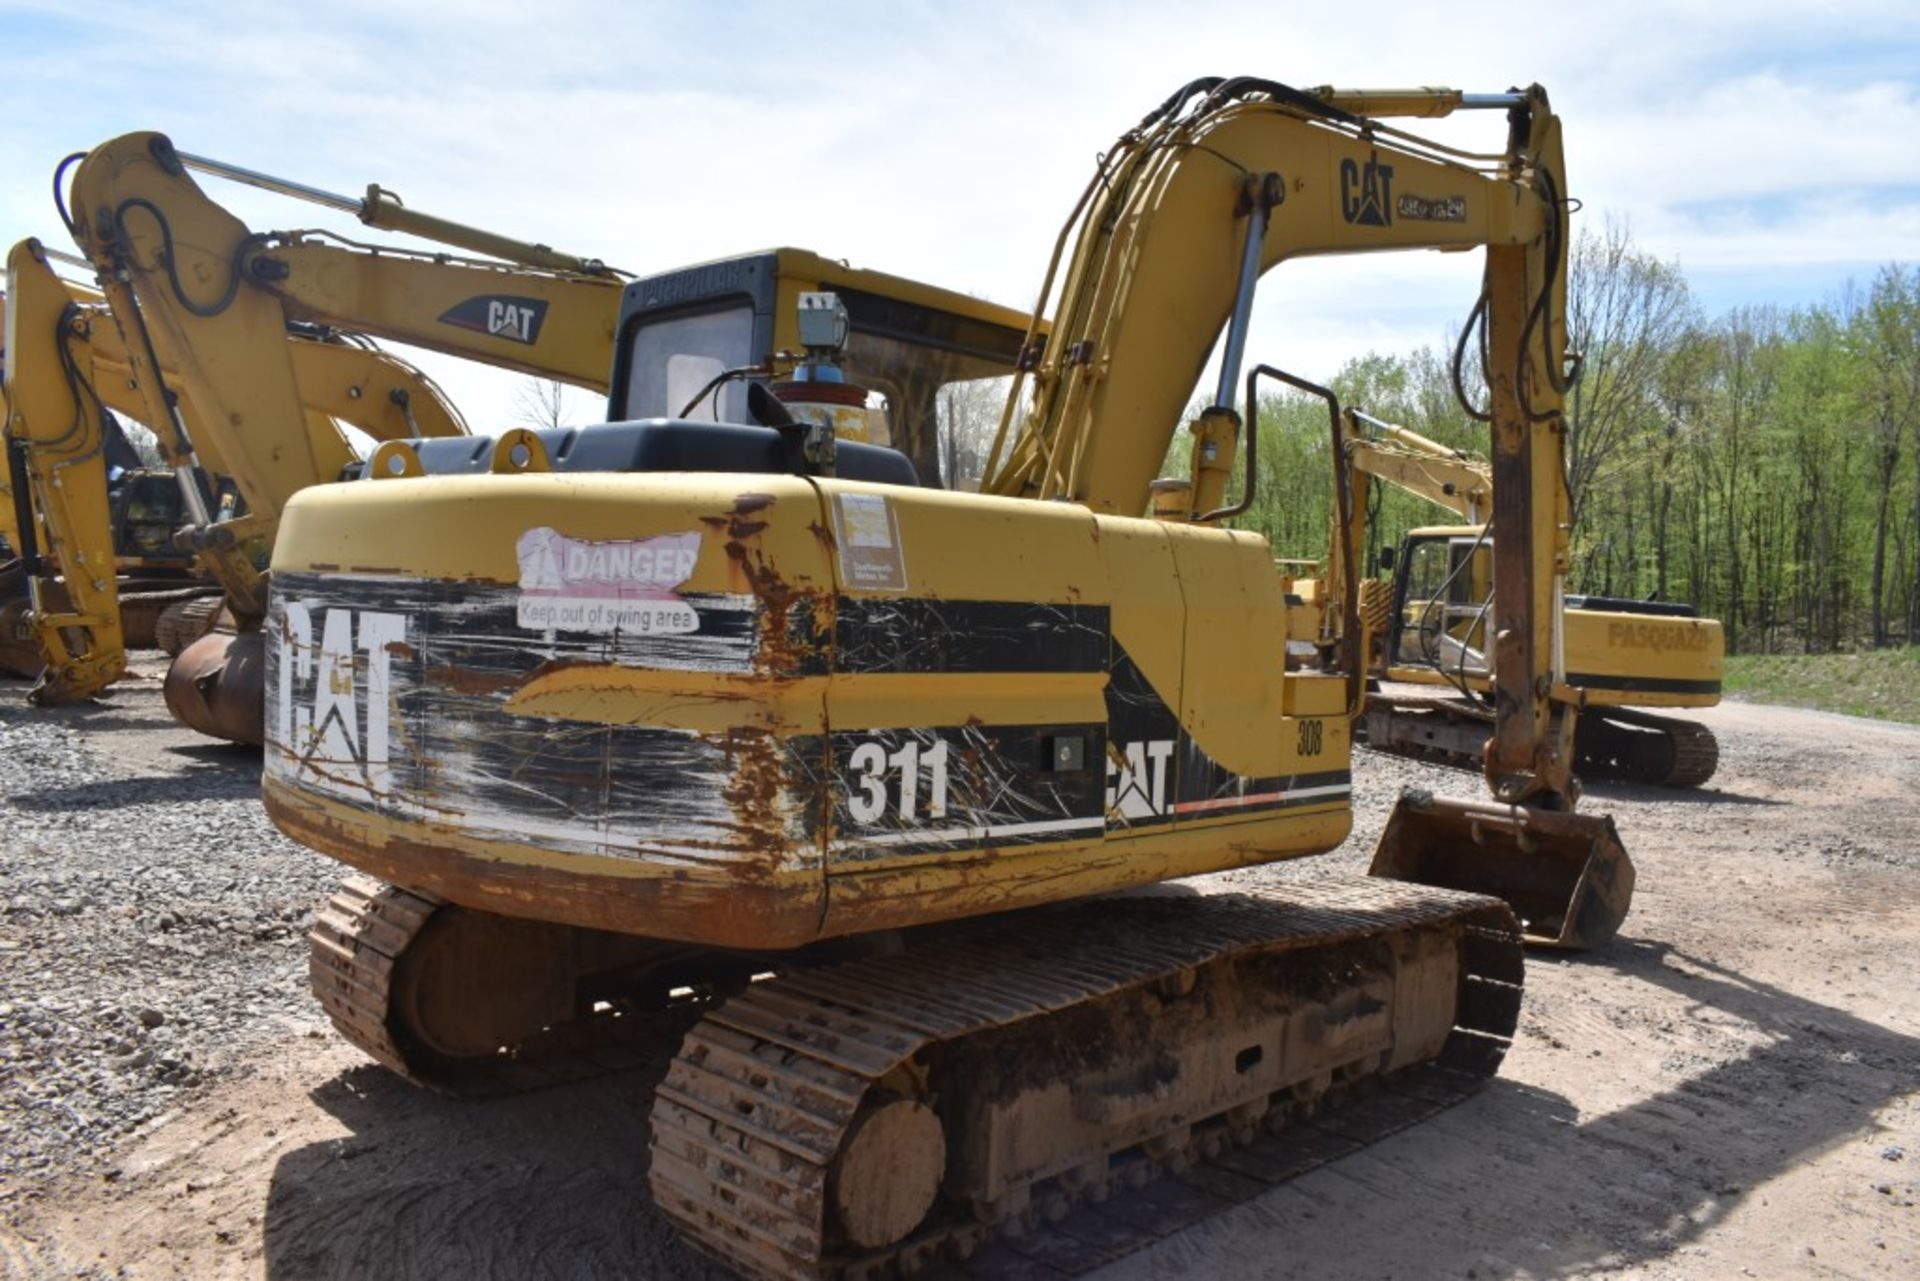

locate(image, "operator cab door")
[[1391, 533, 1492, 676]]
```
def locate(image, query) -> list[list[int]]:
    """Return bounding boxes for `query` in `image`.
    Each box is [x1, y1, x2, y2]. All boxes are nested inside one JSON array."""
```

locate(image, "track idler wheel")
[[831, 1096, 947, 1251], [1370, 791, 1635, 949], [389, 908, 580, 1064], [163, 628, 266, 745], [153, 594, 225, 657]]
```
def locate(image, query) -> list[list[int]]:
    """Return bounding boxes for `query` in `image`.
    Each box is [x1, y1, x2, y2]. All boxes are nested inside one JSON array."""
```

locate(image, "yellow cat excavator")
[[1, 258, 217, 678], [58, 138, 627, 741], [1330, 409, 1724, 786], [2, 237, 471, 707], [253, 80, 1629, 1276]]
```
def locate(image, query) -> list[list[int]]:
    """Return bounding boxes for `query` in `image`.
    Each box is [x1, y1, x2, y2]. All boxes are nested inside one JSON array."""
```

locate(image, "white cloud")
[[2, 0, 1913, 422]]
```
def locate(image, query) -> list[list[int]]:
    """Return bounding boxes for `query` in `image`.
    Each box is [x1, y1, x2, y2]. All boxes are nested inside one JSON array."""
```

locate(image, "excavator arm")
[[987, 81, 1625, 944], [988, 80, 1574, 797], [1342, 411, 1491, 523], [2, 237, 474, 702], [63, 132, 622, 613], [58, 134, 622, 739]]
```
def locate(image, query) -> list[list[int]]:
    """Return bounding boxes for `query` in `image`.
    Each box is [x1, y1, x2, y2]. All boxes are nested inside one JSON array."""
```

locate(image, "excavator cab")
[[609, 249, 1035, 489], [1388, 528, 1492, 677]]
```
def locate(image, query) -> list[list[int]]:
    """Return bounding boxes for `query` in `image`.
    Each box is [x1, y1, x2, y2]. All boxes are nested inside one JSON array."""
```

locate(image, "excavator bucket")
[[164, 627, 267, 746], [1369, 790, 1634, 949]]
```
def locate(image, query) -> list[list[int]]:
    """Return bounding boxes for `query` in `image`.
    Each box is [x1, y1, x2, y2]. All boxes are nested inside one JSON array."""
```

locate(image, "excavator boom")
[[58, 132, 626, 739], [2, 236, 473, 705]]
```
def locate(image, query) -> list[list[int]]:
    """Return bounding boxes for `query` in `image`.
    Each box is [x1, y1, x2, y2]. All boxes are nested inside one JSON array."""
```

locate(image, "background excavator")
[[1327, 408, 1725, 786], [240, 80, 1631, 1277], [0, 271, 214, 676], [2, 236, 471, 709], [57, 137, 629, 742]]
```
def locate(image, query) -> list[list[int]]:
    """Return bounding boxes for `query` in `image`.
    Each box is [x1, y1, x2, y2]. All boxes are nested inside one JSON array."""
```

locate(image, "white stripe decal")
[[837, 814, 1107, 849], [1171, 783, 1352, 815]]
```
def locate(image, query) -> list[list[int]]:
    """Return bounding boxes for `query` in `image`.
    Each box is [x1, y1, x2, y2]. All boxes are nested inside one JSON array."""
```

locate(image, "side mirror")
[[1377, 545, 1396, 573]]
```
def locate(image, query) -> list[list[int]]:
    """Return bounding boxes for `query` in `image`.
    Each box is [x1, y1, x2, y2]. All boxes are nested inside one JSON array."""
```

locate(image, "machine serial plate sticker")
[[832, 493, 908, 593], [514, 526, 702, 634], [1396, 192, 1467, 222]]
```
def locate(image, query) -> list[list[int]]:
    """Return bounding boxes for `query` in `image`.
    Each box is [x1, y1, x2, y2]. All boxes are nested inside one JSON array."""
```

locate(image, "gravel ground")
[[0, 662, 335, 1198], [1, 665, 1917, 1280]]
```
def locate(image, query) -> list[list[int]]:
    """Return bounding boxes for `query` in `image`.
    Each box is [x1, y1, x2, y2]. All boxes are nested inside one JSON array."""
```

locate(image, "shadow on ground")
[[7, 767, 261, 808], [0, 694, 261, 807], [1433, 938, 1916, 1276], [262, 1052, 722, 1281], [1582, 780, 1788, 807]]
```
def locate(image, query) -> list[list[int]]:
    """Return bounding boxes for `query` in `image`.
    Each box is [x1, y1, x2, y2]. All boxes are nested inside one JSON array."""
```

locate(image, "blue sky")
[[4, 0, 1916, 422]]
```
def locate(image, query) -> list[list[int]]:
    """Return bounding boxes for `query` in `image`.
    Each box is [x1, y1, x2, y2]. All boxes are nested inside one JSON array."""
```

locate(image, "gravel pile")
[[0, 695, 337, 1201]]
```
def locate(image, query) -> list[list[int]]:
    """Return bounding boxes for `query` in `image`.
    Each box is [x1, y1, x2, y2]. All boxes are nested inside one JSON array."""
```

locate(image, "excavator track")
[[309, 876, 710, 1097], [1364, 694, 1719, 789], [1359, 693, 1493, 771], [117, 584, 217, 652], [309, 876, 438, 1081], [1573, 706, 1720, 789], [650, 877, 1521, 1280], [152, 593, 226, 657], [1660, 718, 1721, 788]]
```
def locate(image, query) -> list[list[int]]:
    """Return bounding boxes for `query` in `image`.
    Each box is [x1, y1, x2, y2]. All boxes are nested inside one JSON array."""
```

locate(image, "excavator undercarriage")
[[311, 872, 1521, 1278], [1364, 695, 1720, 789]]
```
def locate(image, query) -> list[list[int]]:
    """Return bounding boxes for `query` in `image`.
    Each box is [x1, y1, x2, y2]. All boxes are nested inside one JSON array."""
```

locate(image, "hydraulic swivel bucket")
[[1370, 791, 1634, 950]]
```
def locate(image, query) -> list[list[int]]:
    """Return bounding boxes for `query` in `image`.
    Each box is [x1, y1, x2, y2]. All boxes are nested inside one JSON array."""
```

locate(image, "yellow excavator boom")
[[2, 236, 474, 703], [64, 133, 623, 614], [57, 133, 626, 738]]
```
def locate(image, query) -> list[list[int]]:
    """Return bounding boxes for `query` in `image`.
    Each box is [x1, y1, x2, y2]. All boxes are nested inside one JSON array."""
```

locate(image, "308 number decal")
[[1296, 719, 1325, 757], [847, 739, 951, 823]]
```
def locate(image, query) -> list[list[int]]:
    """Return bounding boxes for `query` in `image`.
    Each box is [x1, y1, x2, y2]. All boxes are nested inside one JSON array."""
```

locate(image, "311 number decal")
[[847, 739, 951, 823], [1296, 719, 1325, 757]]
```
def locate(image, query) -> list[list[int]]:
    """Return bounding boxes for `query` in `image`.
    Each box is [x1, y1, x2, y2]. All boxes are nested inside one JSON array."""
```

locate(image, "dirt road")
[[2, 683, 1916, 1280]]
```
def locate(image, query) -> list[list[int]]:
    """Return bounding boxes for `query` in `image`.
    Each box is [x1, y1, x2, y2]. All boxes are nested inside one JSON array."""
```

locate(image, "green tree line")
[[1232, 225, 1920, 655]]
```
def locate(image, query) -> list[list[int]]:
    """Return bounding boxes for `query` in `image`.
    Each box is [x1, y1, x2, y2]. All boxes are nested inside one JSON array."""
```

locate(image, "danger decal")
[[515, 527, 702, 634]]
